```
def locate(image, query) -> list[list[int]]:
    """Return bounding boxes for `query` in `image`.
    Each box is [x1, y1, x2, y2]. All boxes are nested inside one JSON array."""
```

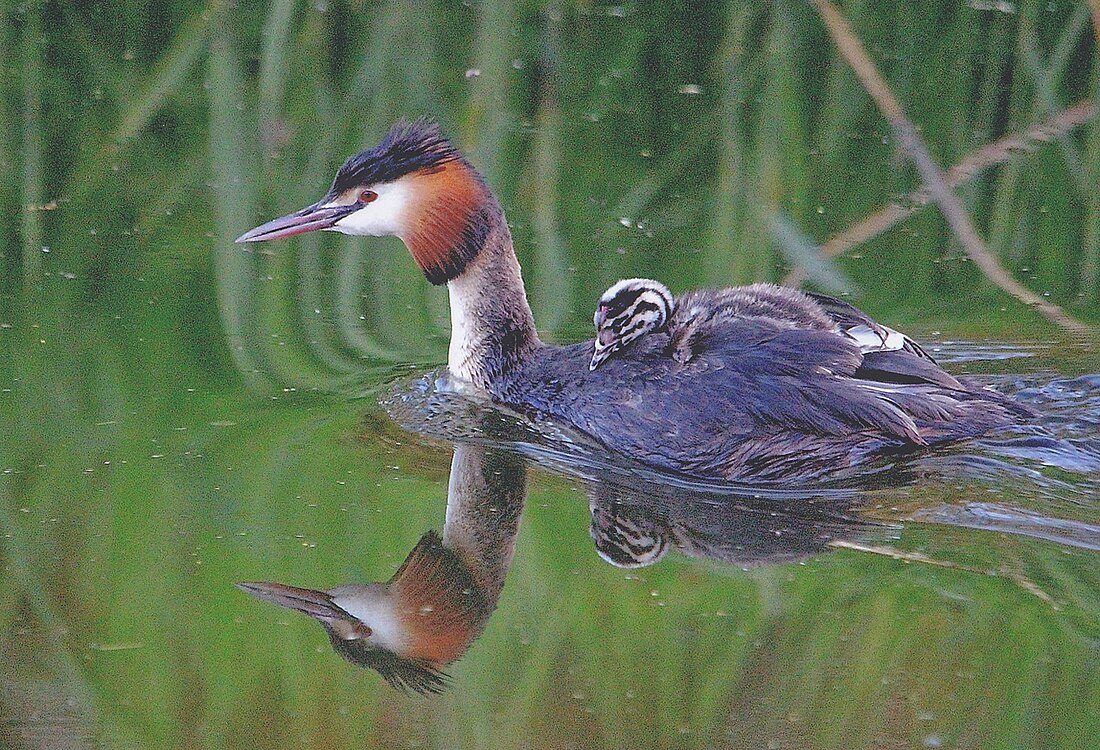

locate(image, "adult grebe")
[[237, 120, 1028, 481]]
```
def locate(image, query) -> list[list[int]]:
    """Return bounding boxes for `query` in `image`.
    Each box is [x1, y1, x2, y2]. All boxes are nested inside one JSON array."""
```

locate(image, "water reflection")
[[239, 443, 526, 694], [588, 481, 875, 570], [238, 400, 891, 696]]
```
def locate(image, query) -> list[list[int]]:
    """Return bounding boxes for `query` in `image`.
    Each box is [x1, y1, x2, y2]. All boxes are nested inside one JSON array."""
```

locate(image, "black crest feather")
[[330, 638, 452, 696], [331, 119, 461, 193]]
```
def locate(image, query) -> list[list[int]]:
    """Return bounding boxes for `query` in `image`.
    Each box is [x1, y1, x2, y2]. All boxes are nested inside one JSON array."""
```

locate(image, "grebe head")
[[590, 278, 674, 370], [236, 119, 492, 285], [237, 532, 485, 695]]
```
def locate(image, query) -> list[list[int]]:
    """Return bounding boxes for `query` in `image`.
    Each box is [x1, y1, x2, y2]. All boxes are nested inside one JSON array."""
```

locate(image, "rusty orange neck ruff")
[[400, 161, 495, 286], [400, 160, 541, 388], [387, 532, 488, 666]]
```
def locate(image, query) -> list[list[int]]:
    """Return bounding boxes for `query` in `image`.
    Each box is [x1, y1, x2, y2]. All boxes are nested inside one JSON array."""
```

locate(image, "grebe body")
[[237, 120, 1028, 482]]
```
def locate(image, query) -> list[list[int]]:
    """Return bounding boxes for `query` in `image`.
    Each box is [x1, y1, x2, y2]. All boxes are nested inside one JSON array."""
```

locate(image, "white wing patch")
[[843, 323, 907, 353]]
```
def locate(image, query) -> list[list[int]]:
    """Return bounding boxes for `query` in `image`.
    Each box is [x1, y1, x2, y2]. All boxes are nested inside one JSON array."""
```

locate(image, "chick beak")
[[235, 581, 371, 636], [235, 200, 357, 243], [590, 338, 618, 371]]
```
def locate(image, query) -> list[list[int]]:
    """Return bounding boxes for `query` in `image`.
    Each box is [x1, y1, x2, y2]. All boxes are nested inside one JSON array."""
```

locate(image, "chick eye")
[[359, 189, 378, 204]]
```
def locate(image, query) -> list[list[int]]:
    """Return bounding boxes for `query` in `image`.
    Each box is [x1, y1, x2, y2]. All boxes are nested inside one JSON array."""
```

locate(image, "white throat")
[[446, 272, 483, 385]]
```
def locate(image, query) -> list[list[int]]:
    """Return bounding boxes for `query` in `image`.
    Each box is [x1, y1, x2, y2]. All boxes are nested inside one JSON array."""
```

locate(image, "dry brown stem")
[[827, 541, 1059, 608], [808, 0, 1091, 334], [784, 101, 1098, 286]]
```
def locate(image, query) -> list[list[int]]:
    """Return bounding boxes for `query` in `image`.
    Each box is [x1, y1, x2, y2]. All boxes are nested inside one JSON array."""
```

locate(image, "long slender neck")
[[442, 444, 527, 614], [446, 205, 540, 390]]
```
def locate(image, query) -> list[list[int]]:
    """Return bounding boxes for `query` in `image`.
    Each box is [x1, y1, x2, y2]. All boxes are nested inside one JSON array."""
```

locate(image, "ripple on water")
[[378, 346, 1100, 562]]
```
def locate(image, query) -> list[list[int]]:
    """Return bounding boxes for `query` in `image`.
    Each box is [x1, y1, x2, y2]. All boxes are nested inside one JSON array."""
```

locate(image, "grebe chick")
[[591, 278, 675, 370], [591, 279, 937, 371], [237, 120, 1031, 482]]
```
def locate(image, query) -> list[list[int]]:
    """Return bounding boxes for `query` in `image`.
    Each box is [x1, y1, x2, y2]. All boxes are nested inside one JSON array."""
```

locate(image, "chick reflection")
[[237, 444, 526, 694], [588, 481, 871, 569]]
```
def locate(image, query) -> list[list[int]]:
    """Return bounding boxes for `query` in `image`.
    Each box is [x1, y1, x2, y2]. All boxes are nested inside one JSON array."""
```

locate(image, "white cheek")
[[330, 181, 410, 237], [334, 593, 405, 651]]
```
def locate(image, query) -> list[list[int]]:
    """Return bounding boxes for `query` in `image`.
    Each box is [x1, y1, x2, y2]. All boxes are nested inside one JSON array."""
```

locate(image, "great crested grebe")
[[590, 279, 934, 370], [237, 119, 1028, 482]]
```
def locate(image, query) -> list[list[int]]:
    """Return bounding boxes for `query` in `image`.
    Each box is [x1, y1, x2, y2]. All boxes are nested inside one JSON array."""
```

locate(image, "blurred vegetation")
[[1, 0, 1098, 394], [1, 1, 1099, 748]]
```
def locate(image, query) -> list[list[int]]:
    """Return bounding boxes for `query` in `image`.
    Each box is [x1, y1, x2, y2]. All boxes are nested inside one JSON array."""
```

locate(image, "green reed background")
[[2, 0, 1098, 393], [1, 2, 1099, 749]]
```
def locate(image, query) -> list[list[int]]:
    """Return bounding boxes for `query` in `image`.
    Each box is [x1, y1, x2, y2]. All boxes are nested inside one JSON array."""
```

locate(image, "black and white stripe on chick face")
[[591, 278, 674, 370]]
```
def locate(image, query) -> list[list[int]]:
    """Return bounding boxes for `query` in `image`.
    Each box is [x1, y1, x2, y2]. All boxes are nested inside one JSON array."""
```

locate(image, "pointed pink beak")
[[235, 201, 357, 243]]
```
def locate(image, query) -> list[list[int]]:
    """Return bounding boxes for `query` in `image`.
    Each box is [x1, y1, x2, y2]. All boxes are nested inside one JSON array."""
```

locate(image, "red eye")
[[359, 190, 378, 204]]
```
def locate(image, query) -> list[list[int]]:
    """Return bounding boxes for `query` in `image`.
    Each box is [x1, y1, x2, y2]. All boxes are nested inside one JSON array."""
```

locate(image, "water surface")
[[1, 3, 1099, 749]]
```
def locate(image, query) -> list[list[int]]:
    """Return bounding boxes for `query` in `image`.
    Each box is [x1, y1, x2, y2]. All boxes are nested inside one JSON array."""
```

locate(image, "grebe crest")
[[591, 278, 674, 370]]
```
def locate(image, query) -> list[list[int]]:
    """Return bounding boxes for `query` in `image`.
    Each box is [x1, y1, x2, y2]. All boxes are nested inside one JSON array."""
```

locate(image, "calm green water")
[[2, 3, 1100, 749]]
